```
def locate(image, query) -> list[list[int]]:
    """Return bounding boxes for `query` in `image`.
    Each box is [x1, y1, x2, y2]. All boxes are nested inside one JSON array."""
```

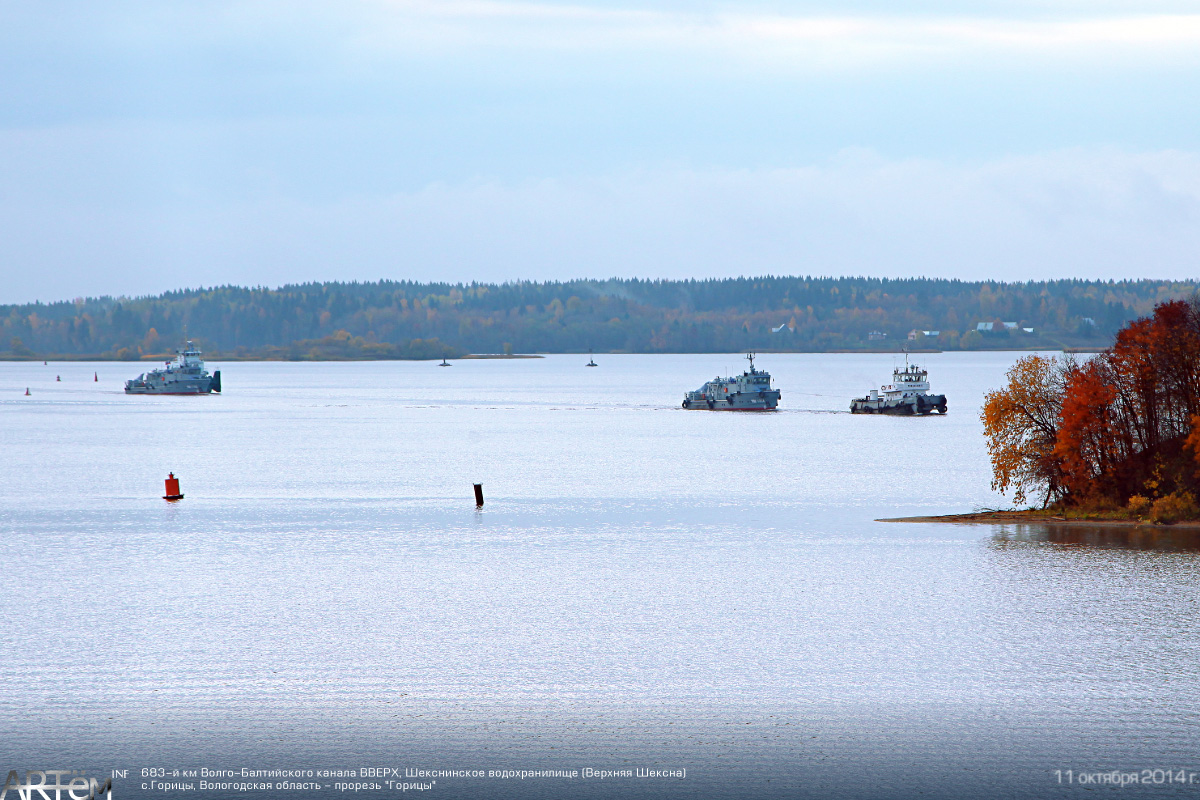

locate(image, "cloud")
[[5, 2, 1200, 105], [316, 2, 1200, 74], [2, 148, 1197, 302]]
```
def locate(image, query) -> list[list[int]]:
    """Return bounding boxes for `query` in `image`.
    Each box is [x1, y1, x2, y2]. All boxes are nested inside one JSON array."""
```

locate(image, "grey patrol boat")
[[682, 353, 781, 411], [125, 340, 222, 395], [850, 356, 945, 415]]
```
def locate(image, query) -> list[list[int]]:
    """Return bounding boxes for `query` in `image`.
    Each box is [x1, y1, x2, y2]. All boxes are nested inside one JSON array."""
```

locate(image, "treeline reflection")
[[990, 523, 1200, 552]]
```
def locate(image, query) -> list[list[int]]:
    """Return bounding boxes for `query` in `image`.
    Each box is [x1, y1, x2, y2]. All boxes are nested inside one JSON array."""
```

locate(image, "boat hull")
[[125, 377, 219, 394], [683, 393, 780, 411], [125, 387, 213, 394], [850, 394, 947, 415], [125, 369, 220, 395]]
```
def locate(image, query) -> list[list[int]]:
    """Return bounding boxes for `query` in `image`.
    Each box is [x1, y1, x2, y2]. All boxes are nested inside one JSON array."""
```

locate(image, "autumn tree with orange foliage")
[[981, 354, 1070, 506], [984, 298, 1200, 512], [1057, 299, 1200, 504], [1053, 359, 1119, 502]]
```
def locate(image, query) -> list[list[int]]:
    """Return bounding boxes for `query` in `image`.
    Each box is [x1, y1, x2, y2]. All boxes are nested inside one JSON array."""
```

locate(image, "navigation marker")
[[164, 473, 184, 501]]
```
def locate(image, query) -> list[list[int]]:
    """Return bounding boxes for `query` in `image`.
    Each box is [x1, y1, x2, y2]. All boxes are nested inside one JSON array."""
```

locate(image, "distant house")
[[1023, 327, 1035, 333], [977, 322, 1018, 332], [771, 323, 794, 334], [868, 331, 888, 341], [1082, 317, 1096, 326], [909, 329, 940, 340]]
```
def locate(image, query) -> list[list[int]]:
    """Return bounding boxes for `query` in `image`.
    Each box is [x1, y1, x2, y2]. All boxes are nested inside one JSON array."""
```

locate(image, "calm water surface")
[[2, 353, 1198, 799]]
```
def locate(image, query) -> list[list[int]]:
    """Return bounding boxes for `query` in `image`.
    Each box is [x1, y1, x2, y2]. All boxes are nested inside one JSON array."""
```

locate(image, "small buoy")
[[43, 361, 47, 365], [163, 472, 184, 501], [24, 388, 30, 396], [473, 483, 484, 507], [56, 375, 61, 381], [94, 372, 98, 382]]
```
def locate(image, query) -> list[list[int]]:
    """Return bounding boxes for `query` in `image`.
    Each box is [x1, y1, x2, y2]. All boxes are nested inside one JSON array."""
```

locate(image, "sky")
[[1, 1, 1199, 303]]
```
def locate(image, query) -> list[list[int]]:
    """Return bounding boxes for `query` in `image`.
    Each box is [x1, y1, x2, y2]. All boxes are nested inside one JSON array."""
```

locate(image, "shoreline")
[[459, 354, 544, 359], [879, 511, 1200, 530], [2, 347, 1098, 362]]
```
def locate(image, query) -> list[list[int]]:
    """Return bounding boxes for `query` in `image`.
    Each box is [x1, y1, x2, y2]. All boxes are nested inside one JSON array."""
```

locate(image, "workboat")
[[850, 357, 945, 415], [682, 353, 780, 411], [125, 340, 221, 394]]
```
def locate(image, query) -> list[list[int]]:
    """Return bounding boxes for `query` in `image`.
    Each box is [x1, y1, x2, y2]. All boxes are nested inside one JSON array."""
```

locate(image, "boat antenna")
[[746, 351, 756, 371]]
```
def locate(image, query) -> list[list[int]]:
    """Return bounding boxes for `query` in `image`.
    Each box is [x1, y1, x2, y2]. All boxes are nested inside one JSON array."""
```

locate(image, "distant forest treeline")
[[3, 277, 1196, 359]]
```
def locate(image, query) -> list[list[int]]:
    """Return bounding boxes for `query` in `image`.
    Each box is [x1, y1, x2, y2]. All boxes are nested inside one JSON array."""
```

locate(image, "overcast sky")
[[2, 0, 1199, 303]]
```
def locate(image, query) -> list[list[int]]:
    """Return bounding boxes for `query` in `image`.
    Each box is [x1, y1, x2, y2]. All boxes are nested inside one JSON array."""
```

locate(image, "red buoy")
[[56, 375, 61, 381], [94, 372, 98, 382], [163, 472, 184, 501], [24, 388, 30, 396]]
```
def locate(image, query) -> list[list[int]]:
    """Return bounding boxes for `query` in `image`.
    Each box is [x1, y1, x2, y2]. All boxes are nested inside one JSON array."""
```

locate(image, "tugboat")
[[125, 340, 221, 394], [586, 349, 598, 367], [682, 353, 781, 411], [850, 356, 945, 415]]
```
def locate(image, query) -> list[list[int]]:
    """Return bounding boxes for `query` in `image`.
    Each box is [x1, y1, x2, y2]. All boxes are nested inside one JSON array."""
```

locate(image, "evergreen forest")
[[2, 277, 1195, 360]]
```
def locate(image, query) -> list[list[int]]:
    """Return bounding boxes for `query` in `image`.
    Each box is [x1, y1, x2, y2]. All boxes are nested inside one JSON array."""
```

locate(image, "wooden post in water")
[[473, 484, 484, 507]]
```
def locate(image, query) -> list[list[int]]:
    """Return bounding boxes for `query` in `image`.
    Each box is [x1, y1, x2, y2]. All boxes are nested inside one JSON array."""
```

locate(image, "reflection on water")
[[991, 522, 1200, 551]]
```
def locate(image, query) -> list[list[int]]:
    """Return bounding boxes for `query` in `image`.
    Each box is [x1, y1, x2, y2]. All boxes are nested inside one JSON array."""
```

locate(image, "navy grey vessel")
[[125, 341, 221, 395], [683, 353, 781, 411], [850, 358, 945, 415]]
